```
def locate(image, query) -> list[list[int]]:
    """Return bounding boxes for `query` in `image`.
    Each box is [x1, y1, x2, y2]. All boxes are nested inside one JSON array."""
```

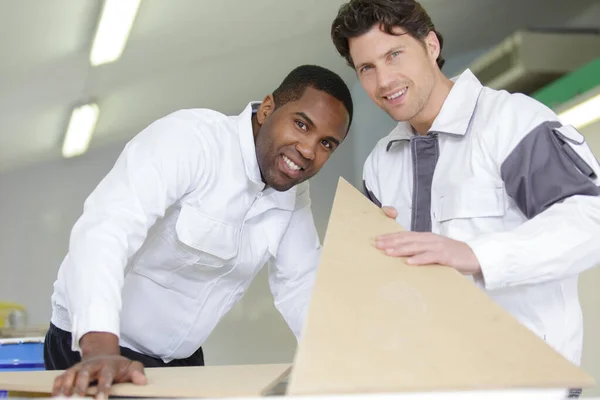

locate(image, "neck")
[[410, 71, 454, 135]]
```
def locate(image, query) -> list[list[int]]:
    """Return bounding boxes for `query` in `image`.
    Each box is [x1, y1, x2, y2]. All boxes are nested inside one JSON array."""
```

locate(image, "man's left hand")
[[376, 206, 481, 276]]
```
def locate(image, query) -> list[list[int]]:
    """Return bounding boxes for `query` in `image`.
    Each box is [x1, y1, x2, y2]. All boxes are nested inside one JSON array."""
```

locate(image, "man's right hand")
[[52, 332, 147, 399]]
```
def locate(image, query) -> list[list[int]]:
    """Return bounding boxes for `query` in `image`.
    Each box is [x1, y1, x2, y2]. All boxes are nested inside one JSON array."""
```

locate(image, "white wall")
[[0, 144, 124, 326]]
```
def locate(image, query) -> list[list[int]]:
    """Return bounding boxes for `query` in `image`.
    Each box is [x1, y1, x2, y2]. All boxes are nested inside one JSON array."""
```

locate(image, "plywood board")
[[0, 363, 290, 398], [288, 178, 595, 395]]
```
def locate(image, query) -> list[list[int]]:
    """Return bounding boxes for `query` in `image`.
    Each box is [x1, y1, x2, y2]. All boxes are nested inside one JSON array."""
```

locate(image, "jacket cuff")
[[70, 306, 120, 353], [466, 233, 512, 291]]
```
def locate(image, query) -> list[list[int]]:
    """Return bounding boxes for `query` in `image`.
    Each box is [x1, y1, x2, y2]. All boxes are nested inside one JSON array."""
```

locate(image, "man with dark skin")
[[45, 64, 353, 398]]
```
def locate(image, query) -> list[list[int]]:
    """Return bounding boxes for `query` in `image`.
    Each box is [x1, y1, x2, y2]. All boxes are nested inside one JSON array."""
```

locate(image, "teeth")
[[283, 155, 301, 171], [387, 87, 407, 100]]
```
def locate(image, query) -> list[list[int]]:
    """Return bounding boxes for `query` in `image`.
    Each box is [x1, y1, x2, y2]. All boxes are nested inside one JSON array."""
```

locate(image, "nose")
[[296, 138, 316, 161], [376, 65, 395, 94]]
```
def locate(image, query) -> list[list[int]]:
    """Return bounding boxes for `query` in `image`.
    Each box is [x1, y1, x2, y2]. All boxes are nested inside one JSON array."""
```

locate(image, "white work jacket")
[[363, 69, 600, 365], [51, 102, 320, 362]]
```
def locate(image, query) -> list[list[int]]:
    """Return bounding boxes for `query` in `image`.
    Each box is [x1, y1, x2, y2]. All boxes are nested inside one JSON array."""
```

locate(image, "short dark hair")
[[272, 65, 354, 128], [331, 0, 445, 70]]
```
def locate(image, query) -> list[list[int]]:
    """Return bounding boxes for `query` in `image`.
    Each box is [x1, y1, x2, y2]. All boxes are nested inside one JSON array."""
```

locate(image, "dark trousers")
[[43, 323, 204, 370]]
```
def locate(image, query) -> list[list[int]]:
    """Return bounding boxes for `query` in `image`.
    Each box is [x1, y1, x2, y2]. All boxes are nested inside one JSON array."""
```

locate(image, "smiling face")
[[349, 24, 441, 125], [253, 86, 349, 192]]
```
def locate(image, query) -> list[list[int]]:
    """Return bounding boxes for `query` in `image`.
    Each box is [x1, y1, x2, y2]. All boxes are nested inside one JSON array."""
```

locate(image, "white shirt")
[[50, 102, 321, 362], [363, 69, 600, 365]]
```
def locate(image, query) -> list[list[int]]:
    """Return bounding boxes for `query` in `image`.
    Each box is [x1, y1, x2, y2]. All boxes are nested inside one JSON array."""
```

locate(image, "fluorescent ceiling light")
[[558, 92, 600, 130], [62, 103, 100, 158], [90, 0, 141, 66]]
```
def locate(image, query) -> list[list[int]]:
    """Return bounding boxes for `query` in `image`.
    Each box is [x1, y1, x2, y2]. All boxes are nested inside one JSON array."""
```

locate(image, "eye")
[[321, 140, 333, 150], [388, 51, 403, 64], [295, 120, 308, 131], [358, 65, 372, 75]]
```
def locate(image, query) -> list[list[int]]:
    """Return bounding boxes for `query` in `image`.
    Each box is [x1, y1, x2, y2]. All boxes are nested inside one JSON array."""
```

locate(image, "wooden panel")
[[288, 178, 595, 395], [0, 363, 290, 398]]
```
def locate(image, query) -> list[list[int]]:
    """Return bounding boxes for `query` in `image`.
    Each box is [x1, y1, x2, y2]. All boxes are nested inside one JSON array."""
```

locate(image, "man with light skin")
[[331, 1, 600, 397]]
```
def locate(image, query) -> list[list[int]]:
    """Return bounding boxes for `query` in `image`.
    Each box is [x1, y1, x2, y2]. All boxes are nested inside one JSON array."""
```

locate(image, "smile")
[[385, 87, 408, 100], [282, 155, 302, 171]]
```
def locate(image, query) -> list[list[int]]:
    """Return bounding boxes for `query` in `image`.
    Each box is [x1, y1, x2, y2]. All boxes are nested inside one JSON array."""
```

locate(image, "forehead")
[[281, 87, 349, 133], [349, 25, 415, 64]]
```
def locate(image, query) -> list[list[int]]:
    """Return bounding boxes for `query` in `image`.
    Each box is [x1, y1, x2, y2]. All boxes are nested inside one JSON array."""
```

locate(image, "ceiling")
[[0, 0, 598, 174]]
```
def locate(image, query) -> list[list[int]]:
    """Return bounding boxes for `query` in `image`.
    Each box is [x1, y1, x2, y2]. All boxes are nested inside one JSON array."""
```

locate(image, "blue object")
[[0, 340, 45, 396]]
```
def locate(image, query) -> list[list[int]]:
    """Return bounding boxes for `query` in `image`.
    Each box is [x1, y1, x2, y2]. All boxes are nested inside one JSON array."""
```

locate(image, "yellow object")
[[0, 301, 26, 328]]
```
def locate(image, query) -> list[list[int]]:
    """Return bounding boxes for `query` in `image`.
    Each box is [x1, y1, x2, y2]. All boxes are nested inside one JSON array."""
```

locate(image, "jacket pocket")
[[436, 180, 506, 222], [130, 204, 241, 299], [175, 204, 240, 268], [433, 180, 506, 240]]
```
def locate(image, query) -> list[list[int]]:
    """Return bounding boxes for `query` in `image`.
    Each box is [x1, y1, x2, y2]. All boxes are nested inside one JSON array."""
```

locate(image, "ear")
[[256, 94, 276, 125], [424, 30, 440, 66]]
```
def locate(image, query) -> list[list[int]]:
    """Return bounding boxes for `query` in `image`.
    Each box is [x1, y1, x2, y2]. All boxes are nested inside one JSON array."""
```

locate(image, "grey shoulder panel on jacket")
[[500, 120, 600, 219]]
